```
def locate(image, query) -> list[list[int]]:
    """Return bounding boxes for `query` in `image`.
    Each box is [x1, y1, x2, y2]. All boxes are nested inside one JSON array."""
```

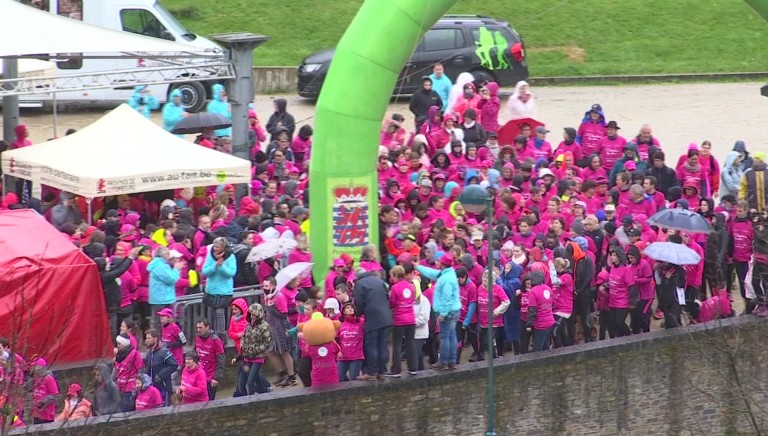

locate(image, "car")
[[297, 15, 528, 99]]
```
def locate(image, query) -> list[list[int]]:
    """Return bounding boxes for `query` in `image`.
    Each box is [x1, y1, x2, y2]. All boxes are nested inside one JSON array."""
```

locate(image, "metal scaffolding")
[[0, 60, 235, 97]]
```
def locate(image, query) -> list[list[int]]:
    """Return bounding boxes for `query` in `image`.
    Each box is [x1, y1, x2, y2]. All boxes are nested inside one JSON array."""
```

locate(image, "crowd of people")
[[1, 62, 768, 429]]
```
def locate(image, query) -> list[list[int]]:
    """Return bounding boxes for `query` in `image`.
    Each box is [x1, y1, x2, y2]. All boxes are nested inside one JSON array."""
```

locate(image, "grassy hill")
[[160, 0, 768, 77]]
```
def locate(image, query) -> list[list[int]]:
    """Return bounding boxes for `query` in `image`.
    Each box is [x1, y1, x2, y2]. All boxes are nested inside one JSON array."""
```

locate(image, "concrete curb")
[[530, 71, 768, 86]]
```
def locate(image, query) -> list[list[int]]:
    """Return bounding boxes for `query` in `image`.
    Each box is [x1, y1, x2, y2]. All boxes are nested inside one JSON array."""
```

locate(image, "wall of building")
[[24, 316, 768, 436]]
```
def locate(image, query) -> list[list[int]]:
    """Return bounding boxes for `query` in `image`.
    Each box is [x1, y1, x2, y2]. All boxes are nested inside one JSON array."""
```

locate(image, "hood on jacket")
[[724, 151, 741, 168], [581, 104, 605, 124], [385, 178, 400, 193], [460, 253, 476, 270], [423, 242, 438, 262], [733, 140, 747, 153], [486, 81, 499, 97], [713, 212, 727, 230], [456, 72, 475, 88], [504, 261, 523, 280], [247, 302, 265, 321], [133, 85, 147, 97], [169, 88, 182, 101], [231, 298, 248, 316], [139, 373, 153, 391], [96, 363, 116, 387], [683, 179, 699, 196], [274, 98, 287, 113], [431, 150, 451, 169], [426, 105, 441, 123], [624, 142, 638, 153], [675, 198, 690, 210], [212, 83, 226, 101], [298, 124, 313, 140], [465, 169, 480, 186], [487, 168, 501, 187], [566, 241, 586, 262], [525, 270, 545, 286]]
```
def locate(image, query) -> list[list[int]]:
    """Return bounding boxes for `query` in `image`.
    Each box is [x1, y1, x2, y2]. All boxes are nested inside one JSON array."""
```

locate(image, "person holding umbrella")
[[651, 234, 688, 328]]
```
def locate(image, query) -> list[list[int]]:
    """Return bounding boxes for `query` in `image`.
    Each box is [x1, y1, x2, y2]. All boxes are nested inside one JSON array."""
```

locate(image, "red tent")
[[0, 209, 111, 364]]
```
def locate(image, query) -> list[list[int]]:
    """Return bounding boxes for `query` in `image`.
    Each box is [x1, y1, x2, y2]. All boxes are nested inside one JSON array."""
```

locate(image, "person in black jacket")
[[265, 98, 295, 141], [353, 268, 393, 381], [703, 212, 729, 297], [566, 239, 595, 343], [233, 230, 258, 288], [646, 150, 680, 197], [460, 108, 486, 145], [655, 242, 687, 329], [409, 76, 443, 132], [143, 329, 178, 406], [93, 247, 139, 339]]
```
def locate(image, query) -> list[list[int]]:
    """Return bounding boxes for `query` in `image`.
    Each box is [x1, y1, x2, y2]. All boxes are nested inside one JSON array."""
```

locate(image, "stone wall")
[[23, 316, 768, 436], [253, 67, 297, 94]]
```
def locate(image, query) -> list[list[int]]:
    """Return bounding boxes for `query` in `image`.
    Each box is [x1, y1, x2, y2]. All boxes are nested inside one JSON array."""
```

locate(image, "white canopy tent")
[[0, 0, 217, 57], [1, 104, 251, 198]]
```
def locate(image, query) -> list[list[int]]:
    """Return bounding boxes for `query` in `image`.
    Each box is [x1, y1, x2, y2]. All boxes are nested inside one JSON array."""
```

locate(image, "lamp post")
[[458, 184, 496, 436]]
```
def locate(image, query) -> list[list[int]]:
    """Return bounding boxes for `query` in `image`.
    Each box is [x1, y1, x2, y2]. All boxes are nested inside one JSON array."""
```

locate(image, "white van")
[[18, 0, 222, 111]]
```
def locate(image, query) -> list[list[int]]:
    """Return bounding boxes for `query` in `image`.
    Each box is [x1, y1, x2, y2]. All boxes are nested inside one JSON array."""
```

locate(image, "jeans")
[[553, 315, 573, 348], [207, 306, 228, 336], [438, 311, 459, 365], [532, 326, 554, 351], [338, 360, 364, 382], [235, 362, 270, 395], [390, 325, 417, 373], [413, 339, 426, 370], [363, 326, 390, 376]]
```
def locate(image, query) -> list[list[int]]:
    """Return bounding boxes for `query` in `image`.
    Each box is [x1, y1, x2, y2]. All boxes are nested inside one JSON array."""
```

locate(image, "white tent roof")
[[1, 104, 251, 198], [0, 0, 216, 57]]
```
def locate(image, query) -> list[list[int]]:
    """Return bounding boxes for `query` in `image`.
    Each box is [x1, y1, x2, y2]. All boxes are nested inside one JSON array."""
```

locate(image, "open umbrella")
[[275, 262, 314, 291], [497, 118, 545, 146], [170, 112, 231, 134], [643, 242, 701, 265], [646, 208, 713, 234], [246, 236, 297, 263]]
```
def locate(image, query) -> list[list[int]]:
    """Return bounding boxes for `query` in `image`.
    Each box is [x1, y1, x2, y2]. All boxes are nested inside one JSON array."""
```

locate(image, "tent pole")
[[2, 59, 20, 143], [1, 175, 5, 198], [52, 93, 58, 138], [87, 198, 92, 225]]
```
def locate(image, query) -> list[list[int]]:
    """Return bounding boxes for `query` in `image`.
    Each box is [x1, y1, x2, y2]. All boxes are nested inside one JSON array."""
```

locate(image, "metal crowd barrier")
[[172, 285, 264, 345]]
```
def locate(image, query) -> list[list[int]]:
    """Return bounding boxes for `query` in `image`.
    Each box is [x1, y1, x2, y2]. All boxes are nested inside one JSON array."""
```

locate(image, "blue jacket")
[[148, 257, 180, 305], [417, 265, 461, 317], [128, 85, 158, 118], [162, 89, 186, 134], [429, 73, 453, 112], [499, 262, 523, 342], [202, 251, 236, 296], [206, 84, 232, 137]]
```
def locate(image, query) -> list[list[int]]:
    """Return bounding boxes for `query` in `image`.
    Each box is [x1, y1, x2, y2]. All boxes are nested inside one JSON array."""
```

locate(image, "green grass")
[[160, 0, 768, 76]]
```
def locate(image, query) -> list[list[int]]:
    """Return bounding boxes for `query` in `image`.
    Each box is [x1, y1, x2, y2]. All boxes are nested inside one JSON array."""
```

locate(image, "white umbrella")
[[643, 242, 701, 265], [246, 237, 297, 263], [276, 262, 314, 291]]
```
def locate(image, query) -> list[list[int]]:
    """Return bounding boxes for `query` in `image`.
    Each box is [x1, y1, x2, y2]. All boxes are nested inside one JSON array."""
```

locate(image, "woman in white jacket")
[[413, 295, 431, 372], [720, 150, 743, 200], [506, 81, 536, 120], [444, 72, 475, 117]]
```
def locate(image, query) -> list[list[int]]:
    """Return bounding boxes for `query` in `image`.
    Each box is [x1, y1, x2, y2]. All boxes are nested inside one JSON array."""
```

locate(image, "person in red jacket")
[[177, 351, 208, 404]]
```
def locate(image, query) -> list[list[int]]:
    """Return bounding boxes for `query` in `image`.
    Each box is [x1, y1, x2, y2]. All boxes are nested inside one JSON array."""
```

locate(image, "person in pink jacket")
[[552, 258, 574, 347], [729, 202, 754, 304], [158, 308, 185, 372], [28, 358, 59, 424], [617, 185, 657, 221], [575, 104, 606, 165], [113, 335, 144, 412], [228, 298, 249, 354], [627, 246, 654, 334], [478, 81, 500, 133], [133, 374, 163, 411], [676, 147, 708, 197], [477, 271, 510, 358], [525, 271, 555, 351], [599, 121, 627, 173], [602, 245, 636, 338], [451, 82, 482, 125], [337, 303, 365, 382], [386, 266, 417, 377], [681, 232, 704, 316], [513, 135, 534, 163], [178, 351, 209, 404]]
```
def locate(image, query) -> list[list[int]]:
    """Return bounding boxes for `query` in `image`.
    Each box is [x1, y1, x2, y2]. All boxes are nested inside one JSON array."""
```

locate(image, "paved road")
[[12, 82, 768, 164]]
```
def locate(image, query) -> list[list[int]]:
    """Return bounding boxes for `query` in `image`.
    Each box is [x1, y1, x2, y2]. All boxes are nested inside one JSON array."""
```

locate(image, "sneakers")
[[653, 309, 664, 320], [430, 362, 446, 370], [468, 354, 485, 362], [408, 371, 418, 376], [273, 372, 288, 385], [356, 374, 378, 381], [384, 371, 401, 378], [756, 306, 768, 317], [444, 364, 457, 371], [279, 375, 297, 387]]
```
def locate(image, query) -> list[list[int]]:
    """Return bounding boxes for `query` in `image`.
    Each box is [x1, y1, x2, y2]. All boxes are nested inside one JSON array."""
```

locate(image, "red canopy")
[[0, 209, 111, 364]]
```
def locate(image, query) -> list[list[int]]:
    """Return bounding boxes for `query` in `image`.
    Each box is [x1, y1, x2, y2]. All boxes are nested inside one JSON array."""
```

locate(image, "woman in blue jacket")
[[202, 237, 237, 334]]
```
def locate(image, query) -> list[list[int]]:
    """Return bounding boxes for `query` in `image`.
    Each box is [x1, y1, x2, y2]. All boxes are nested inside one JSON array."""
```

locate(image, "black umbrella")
[[170, 112, 231, 134], [646, 208, 713, 234]]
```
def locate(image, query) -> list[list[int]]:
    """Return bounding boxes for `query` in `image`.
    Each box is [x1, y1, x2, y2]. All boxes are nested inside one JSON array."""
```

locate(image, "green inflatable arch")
[[309, 0, 457, 280], [308, 0, 768, 281]]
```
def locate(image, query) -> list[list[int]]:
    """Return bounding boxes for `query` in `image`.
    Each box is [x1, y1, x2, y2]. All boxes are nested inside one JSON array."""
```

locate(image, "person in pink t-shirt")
[[477, 271, 510, 358], [386, 266, 417, 377], [133, 374, 163, 411], [525, 271, 555, 352], [177, 351, 208, 404], [28, 358, 59, 424], [337, 303, 365, 382]]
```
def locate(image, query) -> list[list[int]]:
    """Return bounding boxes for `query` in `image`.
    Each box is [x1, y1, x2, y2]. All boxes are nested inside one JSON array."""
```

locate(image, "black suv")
[[297, 15, 529, 99]]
